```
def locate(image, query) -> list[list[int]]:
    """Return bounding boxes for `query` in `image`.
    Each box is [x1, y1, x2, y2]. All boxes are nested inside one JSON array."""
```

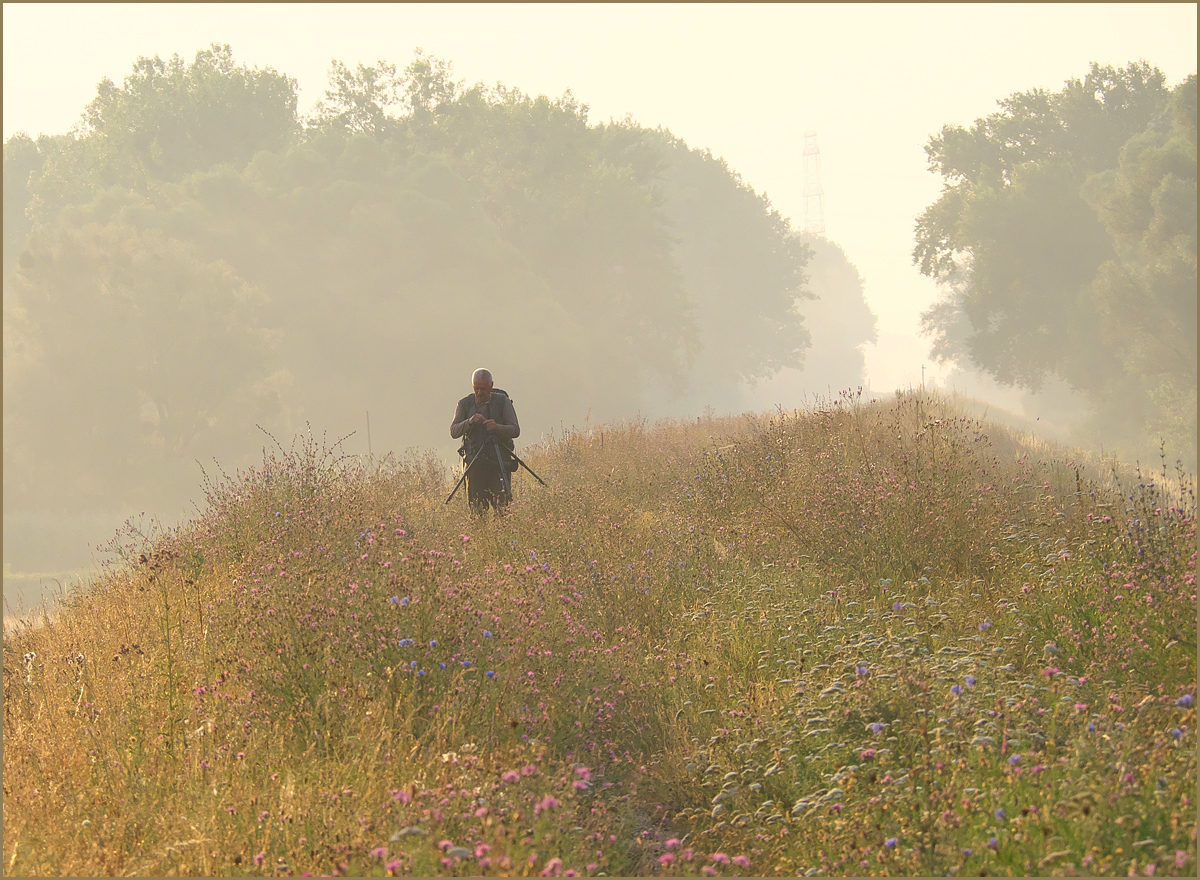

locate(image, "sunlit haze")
[[5, 3, 1195, 393]]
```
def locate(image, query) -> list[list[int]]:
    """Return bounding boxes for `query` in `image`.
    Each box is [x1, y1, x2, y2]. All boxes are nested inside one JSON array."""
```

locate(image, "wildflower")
[[979, 620, 992, 631], [995, 808, 1007, 820], [417, 669, 426, 677], [1146, 864, 1157, 876], [732, 855, 751, 867], [860, 749, 877, 760], [1009, 754, 1021, 765], [962, 848, 973, 857], [701, 867, 718, 877], [483, 630, 493, 638], [892, 602, 905, 611], [398, 638, 414, 647], [1088, 723, 1096, 732], [476, 844, 491, 858], [410, 661, 418, 669], [438, 840, 453, 851], [884, 838, 898, 848], [253, 853, 266, 867], [392, 789, 412, 804], [439, 663, 446, 669], [681, 848, 695, 861], [965, 675, 977, 687], [486, 671, 496, 678], [522, 765, 537, 775], [389, 596, 400, 606], [1172, 728, 1183, 739], [869, 722, 885, 734], [711, 853, 731, 864], [1177, 695, 1194, 708], [951, 684, 963, 696], [502, 770, 521, 783], [856, 664, 869, 677], [1176, 851, 1188, 869], [400, 597, 409, 607], [371, 847, 388, 859], [575, 767, 592, 780], [386, 859, 402, 872], [462, 660, 471, 667], [429, 639, 437, 646], [665, 839, 681, 850], [659, 854, 675, 866]]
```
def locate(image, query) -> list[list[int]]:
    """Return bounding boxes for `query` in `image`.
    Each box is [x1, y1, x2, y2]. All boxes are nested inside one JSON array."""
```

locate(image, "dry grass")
[[3, 390, 1195, 876]]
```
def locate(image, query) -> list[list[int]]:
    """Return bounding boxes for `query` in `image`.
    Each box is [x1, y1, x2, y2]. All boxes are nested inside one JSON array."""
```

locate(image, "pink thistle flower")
[[681, 848, 695, 861], [438, 840, 453, 851], [575, 766, 591, 780], [712, 852, 731, 865], [660, 854, 676, 866], [522, 764, 538, 776], [502, 770, 521, 783], [476, 844, 491, 858], [701, 867, 718, 877], [392, 789, 412, 804], [665, 838, 681, 850], [371, 847, 388, 859], [385, 859, 401, 872], [253, 852, 265, 866], [733, 855, 751, 867]]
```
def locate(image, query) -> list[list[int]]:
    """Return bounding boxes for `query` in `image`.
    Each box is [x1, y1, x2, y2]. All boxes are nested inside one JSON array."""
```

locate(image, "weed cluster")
[[3, 392, 1194, 876]]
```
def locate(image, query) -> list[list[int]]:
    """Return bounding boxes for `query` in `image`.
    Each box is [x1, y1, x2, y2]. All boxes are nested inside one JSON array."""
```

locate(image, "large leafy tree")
[[915, 62, 1195, 464]]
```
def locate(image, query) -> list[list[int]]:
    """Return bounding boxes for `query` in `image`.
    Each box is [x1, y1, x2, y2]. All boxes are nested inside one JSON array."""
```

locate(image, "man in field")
[[450, 368, 521, 511]]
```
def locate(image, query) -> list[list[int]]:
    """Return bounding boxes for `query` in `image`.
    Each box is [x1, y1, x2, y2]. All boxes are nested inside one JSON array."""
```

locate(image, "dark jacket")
[[450, 390, 520, 456]]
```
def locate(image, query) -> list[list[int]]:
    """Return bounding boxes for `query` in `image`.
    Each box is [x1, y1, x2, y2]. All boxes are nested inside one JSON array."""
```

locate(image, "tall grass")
[[3, 391, 1195, 877]]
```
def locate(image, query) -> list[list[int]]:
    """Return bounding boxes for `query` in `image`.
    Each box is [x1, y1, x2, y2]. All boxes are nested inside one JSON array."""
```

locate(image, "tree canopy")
[[915, 62, 1196, 465], [5, 45, 821, 573]]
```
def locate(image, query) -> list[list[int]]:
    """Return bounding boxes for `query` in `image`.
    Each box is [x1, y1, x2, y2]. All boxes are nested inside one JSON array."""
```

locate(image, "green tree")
[[915, 62, 1194, 464]]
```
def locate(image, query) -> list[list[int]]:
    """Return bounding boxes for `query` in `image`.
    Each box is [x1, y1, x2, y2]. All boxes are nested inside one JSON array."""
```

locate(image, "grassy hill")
[[3, 390, 1195, 877]]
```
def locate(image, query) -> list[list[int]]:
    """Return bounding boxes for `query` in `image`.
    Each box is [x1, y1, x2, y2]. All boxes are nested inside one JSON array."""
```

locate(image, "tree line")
[[4, 45, 879, 574]]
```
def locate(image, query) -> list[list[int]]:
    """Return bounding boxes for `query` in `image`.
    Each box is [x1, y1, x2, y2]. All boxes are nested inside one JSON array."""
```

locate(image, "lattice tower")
[[803, 130, 825, 235]]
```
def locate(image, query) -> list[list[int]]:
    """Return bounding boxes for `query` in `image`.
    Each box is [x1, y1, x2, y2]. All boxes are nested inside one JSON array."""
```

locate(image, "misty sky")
[[4, 2, 1197, 393]]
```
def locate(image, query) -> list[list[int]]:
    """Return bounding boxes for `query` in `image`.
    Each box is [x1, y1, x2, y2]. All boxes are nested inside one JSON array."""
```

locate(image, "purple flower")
[[1177, 694, 1194, 708], [371, 847, 388, 858], [987, 838, 999, 852], [483, 630, 493, 638], [965, 675, 977, 687], [398, 638, 414, 647], [400, 596, 410, 607], [389, 596, 400, 606], [884, 837, 898, 849], [439, 663, 446, 669], [1008, 754, 1021, 765], [1172, 728, 1183, 739], [951, 684, 963, 696], [979, 620, 992, 631], [486, 671, 496, 678], [892, 602, 905, 612], [429, 639, 437, 647], [962, 848, 973, 857], [856, 664, 869, 676], [994, 809, 1006, 821], [410, 661, 417, 669], [462, 660, 471, 667], [869, 722, 885, 734]]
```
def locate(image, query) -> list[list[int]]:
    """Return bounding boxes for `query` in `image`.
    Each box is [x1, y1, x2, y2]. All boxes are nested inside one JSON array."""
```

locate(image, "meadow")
[[3, 390, 1195, 877]]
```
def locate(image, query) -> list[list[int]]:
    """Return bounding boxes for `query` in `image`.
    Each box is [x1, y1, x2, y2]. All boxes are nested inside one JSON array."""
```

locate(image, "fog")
[[3, 4, 1196, 616]]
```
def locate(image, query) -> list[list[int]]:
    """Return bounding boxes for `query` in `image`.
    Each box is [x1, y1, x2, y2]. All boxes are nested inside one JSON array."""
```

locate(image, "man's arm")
[[494, 397, 520, 441], [450, 399, 472, 439]]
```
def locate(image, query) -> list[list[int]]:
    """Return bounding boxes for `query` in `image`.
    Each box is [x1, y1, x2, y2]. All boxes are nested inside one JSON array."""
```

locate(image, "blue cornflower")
[[965, 675, 977, 687], [884, 838, 898, 849], [400, 596, 410, 607], [429, 639, 438, 647], [483, 631, 493, 638], [417, 669, 426, 677], [462, 660, 471, 667], [979, 620, 992, 631], [994, 809, 1006, 821], [486, 671, 495, 678], [951, 684, 963, 696], [398, 638, 414, 647], [439, 663, 446, 669], [1177, 694, 1194, 708], [856, 664, 869, 677], [869, 722, 885, 734], [1172, 728, 1183, 739], [1008, 754, 1021, 765], [962, 848, 973, 858], [987, 838, 998, 852], [410, 660, 417, 669], [1088, 723, 1096, 732], [389, 596, 400, 606]]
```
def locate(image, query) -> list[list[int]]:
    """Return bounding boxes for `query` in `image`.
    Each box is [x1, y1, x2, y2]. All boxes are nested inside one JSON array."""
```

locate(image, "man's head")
[[472, 368, 494, 404]]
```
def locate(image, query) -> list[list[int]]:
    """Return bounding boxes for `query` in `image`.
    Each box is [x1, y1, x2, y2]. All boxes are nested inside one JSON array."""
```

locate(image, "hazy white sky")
[[4, 3, 1196, 391]]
